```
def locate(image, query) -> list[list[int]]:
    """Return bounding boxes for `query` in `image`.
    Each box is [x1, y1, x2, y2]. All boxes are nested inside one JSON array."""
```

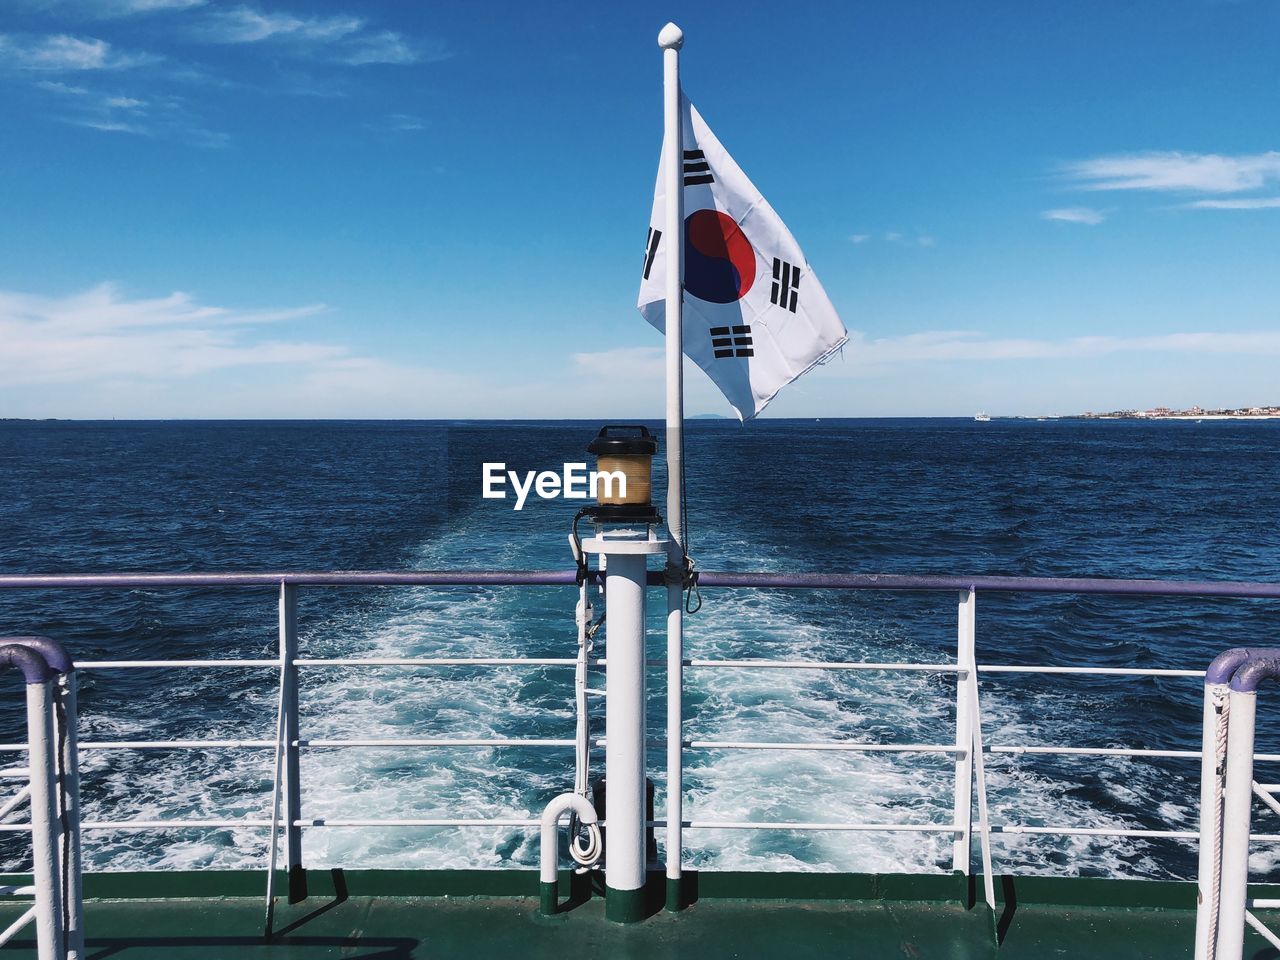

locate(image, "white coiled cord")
[[569, 575, 603, 868]]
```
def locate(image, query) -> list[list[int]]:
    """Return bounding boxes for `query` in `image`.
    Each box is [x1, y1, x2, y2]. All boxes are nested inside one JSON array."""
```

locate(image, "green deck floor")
[[0, 895, 1217, 959], [0, 871, 1276, 959]]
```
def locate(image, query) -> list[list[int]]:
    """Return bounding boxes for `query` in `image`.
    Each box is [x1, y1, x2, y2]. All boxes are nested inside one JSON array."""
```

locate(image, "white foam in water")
[[64, 524, 1190, 878]]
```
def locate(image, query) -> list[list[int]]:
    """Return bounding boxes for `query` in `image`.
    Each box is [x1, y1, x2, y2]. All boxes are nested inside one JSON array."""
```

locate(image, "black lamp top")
[[587, 424, 658, 456]]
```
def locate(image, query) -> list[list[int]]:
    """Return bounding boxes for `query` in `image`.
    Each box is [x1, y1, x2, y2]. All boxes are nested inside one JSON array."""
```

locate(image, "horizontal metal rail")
[[662, 659, 965, 673], [69, 658, 1211, 679], [74, 658, 579, 670], [2, 569, 1278, 598], [0, 818, 1275, 843], [675, 821, 955, 833], [0, 819, 539, 831], [980, 665, 1206, 678], [3, 740, 1271, 764], [989, 745, 1211, 759], [0, 740, 277, 751], [298, 738, 575, 749], [77, 660, 280, 669], [298, 658, 578, 668], [694, 572, 1280, 598], [0, 738, 577, 752], [684, 740, 962, 754]]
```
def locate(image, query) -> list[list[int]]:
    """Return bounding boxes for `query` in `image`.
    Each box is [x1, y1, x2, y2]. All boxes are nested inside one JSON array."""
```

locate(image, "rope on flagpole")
[[678, 411, 700, 613]]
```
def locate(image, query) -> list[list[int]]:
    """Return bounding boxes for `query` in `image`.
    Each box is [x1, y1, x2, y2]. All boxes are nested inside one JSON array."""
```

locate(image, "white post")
[[952, 589, 975, 876], [1195, 681, 1229, 960], [604, 550, 648, 922], [1216, 688, 1257, 960], [278, 582, 304, 901], [58, 673, 85, 960], [26, 680, 64, 960], [658, 19, 686, 915], [664, 578, 683, 911], [580, 532, 665, 924]]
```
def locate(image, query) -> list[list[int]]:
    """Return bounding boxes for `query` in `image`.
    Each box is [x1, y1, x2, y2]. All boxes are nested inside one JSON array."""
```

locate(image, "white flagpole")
[[658, 19, 685, 913], [660, 21, 685, 556]]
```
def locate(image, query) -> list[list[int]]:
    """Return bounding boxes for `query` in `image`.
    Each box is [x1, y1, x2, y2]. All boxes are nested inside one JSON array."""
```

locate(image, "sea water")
[[1, 418, 1278, 878]]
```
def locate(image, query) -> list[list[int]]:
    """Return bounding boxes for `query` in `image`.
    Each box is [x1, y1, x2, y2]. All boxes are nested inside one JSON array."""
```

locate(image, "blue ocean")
[[1, 418, 1278, 879]]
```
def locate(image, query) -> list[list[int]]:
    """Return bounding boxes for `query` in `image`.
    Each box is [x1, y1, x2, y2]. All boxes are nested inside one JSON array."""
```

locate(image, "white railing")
[[1, 569, 1278, 911]]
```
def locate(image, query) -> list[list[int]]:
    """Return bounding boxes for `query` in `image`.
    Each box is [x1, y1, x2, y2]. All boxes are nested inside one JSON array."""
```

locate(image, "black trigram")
[[771, 257, 800, 312], [710, 324, 753, 359], [642, 228, 661, 280], [683, 149, 713, 187]]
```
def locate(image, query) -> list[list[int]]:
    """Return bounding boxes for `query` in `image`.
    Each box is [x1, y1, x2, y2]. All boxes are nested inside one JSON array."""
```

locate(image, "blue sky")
[[1, 0, 1277, 419]]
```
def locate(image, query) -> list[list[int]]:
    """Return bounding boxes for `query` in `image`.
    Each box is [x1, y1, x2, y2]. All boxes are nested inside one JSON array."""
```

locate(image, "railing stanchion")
[[968, 645, 997, 915], [952, 589, 975, 878], [57, 670, 85, 959], [1194, 648, 1250, 960], [278, 582, 305, 901], [24, 670, 65, 959], [1, 637, 81, 959], [1216, 683, 1256, 960]]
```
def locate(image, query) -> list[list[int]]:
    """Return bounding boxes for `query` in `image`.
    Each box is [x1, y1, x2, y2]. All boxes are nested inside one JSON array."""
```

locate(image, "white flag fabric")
[[638, 96, 848, 421]]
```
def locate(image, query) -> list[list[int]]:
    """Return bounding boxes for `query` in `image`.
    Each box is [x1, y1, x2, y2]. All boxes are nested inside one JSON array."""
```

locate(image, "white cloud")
[[883, 231, 935, 247], [568, 347, 739, 416], [30, 0, 206, 15], [848, 232, 932, 247], [1187, 197, 1280, 210], [343, 29, 425, 65], [0, 32, 157, 70], [195, 5, 435, 65], [34, 79, 89, 94], [837, 329, 1280, 367], [1042, 207, 1105, 225], [382, 112, 425, 132], [39, 80, 228, 146], [578, 330, 1280, 388], [571, 347, 666, 381], [0, 283, 525, 418], [112, 0, 206, 11], [73, 118, 145, 133], [1061, 151, 1280, 194], [206, 7, 363, 43], [0, 283, 340, 385]]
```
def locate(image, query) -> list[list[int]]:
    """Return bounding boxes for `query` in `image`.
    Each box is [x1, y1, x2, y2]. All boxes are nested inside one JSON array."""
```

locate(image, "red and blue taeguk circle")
[[684, 209, 756, 304]]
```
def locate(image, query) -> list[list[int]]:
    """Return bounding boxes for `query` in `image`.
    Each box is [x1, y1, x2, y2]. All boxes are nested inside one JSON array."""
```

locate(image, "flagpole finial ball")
[[658, 22, 683, 50]]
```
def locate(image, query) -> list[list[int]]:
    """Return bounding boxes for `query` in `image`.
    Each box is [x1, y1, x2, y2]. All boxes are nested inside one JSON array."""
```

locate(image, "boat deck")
[[0, 870, 1272, 959], [0, 895, 1211, 959]]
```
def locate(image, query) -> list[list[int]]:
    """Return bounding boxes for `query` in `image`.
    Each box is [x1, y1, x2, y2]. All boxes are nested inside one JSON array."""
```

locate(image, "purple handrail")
[[0, 570, 1277, 598]]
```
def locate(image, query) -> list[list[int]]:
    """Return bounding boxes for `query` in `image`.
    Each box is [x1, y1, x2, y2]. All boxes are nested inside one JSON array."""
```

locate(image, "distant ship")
[[974, 412, 991, 422]]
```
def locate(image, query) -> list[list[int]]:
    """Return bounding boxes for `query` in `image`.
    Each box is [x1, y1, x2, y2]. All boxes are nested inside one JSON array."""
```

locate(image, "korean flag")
[[638, 96, 848, 421]]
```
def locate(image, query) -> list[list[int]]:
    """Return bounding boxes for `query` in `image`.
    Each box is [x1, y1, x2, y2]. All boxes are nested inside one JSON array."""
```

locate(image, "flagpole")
[[658, 19, 685, 914]]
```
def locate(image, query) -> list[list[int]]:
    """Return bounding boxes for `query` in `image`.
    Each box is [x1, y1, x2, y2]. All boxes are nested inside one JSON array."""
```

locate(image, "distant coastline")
[[4, 410, 1279, 424], [1077, 405, 1280, 421]]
